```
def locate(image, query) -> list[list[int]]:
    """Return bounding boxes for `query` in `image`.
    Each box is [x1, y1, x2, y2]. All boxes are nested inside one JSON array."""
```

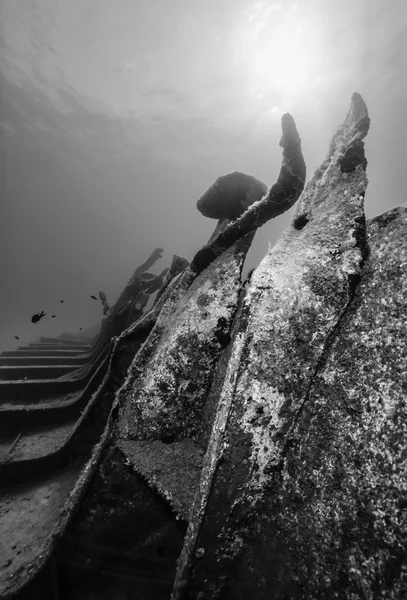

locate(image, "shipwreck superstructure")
[[1, 94, 406, 599]]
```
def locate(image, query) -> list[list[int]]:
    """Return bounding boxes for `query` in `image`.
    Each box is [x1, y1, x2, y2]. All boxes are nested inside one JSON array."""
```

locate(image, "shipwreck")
[[0, 93, 406, 599]]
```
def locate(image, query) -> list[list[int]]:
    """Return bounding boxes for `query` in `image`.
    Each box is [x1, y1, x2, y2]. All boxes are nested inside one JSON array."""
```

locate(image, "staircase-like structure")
[[0, 332, 105, 479], [0, 249, 186, 600]]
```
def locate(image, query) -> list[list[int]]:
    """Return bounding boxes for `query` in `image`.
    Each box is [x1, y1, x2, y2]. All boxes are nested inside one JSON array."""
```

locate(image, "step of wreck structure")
[[2, 93, 406, 600], [0, 342, 91, 376], [26, 343, 90, 351], [0, 250, 189, 600], [37, 337, 93, 346], [0, 354, 92, 367], [1, 347, 90, 358]]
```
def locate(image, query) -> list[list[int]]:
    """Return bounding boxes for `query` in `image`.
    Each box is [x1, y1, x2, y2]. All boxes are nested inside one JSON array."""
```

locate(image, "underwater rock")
[[172, 93, 373, 598], [196, 172, 267, 220]]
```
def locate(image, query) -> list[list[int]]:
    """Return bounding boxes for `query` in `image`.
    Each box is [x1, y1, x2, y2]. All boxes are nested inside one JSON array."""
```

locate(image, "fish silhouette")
[[52, 315, 56, 318], [90, 295, 97, 300], [14, 336, 19, 340], [60, 300, 64, 303], [79, 327, 83, 330], [31, 311, 46, 324]]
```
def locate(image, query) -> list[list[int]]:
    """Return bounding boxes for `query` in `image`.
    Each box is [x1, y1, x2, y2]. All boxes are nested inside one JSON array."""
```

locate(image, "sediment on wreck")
[[172, 93, 373, 599]]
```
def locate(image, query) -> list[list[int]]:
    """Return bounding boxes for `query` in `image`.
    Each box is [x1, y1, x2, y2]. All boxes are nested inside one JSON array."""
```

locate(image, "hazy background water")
[[0, 0, 405, 351]]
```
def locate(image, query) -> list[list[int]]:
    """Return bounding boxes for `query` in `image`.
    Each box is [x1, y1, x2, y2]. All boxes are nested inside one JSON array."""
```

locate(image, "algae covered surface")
[[170, 94, 407, 600]]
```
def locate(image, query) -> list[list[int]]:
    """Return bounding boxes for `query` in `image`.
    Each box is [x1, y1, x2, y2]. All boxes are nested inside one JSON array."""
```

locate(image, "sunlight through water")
[[233, 2, 326, 114]]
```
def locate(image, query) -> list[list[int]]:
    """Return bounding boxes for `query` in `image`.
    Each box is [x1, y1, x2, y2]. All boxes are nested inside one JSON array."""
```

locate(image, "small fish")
[[90, 295, 97, 300], [14, 336, 19, 340], [52, 315, 56, 318], [31, 311, 46, 324], [79, 327, 83, 330], [60, 300, 64, 303]]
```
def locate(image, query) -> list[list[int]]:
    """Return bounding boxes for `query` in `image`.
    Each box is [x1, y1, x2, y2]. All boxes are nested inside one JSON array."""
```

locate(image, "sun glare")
[[234, 2, 325, 111]]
